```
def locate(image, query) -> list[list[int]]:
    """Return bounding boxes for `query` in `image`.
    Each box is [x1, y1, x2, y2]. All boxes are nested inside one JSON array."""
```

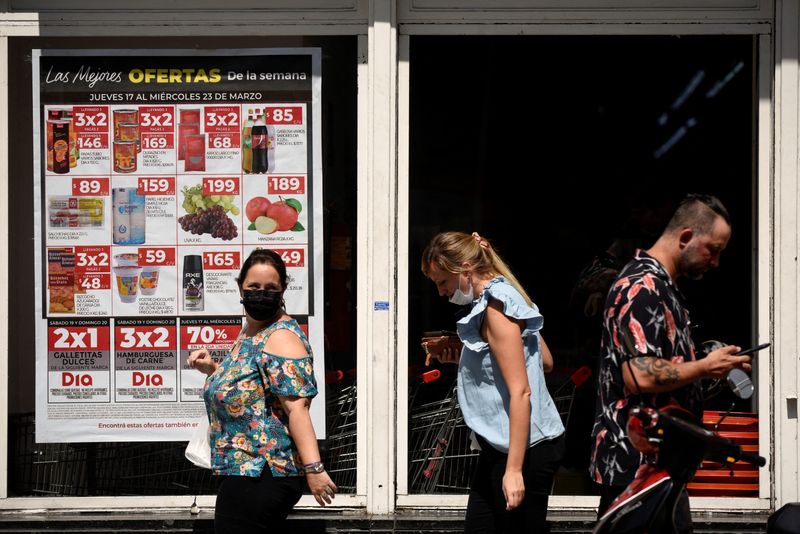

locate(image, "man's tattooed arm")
[[630, 357, 680, 386], [620, 356, 703, 393]]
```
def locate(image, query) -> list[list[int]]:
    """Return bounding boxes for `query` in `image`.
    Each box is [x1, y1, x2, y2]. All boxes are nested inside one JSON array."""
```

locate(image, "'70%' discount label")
[[179, 317, 241, 401], [182, 323, 241, 351]]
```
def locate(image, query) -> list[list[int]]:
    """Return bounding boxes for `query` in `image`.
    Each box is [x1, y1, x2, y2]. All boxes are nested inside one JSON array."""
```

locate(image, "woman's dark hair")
[[237, 249, 289, 289]]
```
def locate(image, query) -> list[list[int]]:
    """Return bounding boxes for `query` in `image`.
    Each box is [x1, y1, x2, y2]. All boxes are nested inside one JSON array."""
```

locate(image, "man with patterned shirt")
[[590, 194, 753, 528]]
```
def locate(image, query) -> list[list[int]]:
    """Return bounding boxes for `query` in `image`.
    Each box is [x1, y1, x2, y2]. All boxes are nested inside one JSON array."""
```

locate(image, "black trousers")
[[597, 483, 625, 518], [465, 434, 565, 534], [596, 483, 693, 534], [214, 468, 304, 534]]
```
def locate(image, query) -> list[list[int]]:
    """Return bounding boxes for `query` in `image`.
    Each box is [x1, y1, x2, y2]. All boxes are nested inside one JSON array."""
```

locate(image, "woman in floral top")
[[188, 249, 336, 532]]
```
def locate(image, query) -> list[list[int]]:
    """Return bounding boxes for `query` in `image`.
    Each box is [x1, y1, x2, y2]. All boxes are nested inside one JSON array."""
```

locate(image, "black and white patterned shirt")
[[589, 250, 703, 487]]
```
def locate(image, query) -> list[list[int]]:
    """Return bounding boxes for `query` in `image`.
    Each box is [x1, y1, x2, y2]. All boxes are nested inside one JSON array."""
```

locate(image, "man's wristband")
[[303, 461, 325, 474]]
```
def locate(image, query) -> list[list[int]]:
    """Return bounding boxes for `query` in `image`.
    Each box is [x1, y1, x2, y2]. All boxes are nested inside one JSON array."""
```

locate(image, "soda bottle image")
[[241, 108, 253, 173], [251, 112, 268, 174], [267, 125, 276, 173]]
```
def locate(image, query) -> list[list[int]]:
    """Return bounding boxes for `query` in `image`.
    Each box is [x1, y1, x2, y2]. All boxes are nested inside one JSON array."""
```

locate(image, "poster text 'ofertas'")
[[45, 65, 224, 88]]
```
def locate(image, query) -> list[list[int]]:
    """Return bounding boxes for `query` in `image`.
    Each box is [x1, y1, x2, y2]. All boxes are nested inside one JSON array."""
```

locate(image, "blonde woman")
[[422, 231, 564, 533]]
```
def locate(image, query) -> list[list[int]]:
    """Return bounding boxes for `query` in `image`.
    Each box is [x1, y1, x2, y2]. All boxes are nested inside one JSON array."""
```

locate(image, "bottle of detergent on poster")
[[251, 110, 268, 174], [241, 108, 253, 173]]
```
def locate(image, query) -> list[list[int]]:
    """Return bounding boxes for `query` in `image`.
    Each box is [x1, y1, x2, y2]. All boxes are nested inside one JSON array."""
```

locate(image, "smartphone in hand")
[[734, 342, 770, 357]]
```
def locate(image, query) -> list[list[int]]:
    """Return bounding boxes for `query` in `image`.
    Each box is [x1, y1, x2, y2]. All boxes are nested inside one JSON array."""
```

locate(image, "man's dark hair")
[[664, 194, 730, 235]]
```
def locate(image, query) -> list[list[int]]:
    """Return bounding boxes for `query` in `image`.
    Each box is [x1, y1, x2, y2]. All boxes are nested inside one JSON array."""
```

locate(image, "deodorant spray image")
[[183, 255, 204, 311]]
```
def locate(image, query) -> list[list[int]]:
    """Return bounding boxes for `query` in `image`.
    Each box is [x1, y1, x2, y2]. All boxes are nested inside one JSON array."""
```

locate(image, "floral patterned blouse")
[[590, 250, 701, 488], [203, 319, 318, 477]]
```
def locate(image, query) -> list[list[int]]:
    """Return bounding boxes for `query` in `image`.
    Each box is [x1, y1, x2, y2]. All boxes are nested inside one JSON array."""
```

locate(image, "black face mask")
[[241, 290, 282, 322]]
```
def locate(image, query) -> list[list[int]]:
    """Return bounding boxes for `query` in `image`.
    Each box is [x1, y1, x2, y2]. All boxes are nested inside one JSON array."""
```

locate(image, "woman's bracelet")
[[303, 461, 325, 474]]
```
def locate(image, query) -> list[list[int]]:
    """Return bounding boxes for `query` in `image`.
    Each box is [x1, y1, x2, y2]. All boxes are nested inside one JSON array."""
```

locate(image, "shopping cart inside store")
[[8, 413, 215, 496], [323, 369, 358, 494], [8, 360, 593, 498], [408, 329, 595, 495], [408, 367, 479, 494], [549, 364, 593, 428]]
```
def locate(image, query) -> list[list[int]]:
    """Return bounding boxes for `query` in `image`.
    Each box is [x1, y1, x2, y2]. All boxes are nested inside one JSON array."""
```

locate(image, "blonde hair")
[[421, 231, 533, 306]]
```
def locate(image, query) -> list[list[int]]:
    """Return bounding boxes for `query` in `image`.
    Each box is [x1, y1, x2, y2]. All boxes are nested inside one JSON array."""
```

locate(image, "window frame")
[[395, 26, 774, 512], [0, 30, 368, 510]]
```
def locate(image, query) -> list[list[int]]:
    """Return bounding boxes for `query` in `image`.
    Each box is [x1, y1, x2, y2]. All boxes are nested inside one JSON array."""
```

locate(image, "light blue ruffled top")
[[456, 276, 564, 453]]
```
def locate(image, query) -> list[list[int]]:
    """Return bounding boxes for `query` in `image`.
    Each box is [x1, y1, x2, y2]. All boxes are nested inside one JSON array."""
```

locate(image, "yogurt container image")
[[139, 266, 160, 296], [113, 266, 142, 303], [114, 253, 139, 267]]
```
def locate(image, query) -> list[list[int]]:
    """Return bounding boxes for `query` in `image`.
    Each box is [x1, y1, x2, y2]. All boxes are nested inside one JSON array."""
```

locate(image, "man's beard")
[[677, 249, 707, 281]]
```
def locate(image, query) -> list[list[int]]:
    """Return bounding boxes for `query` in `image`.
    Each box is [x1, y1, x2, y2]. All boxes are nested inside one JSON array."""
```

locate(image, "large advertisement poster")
[[32, 49, 325, 442]]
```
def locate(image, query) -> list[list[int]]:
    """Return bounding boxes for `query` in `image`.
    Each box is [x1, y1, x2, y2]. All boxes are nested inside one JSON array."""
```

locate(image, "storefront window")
[[408, 35, 757, 496], [6, 36, 357, 497]]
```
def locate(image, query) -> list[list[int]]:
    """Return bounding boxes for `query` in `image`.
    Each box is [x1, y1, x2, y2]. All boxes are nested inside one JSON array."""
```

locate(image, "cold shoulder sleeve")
[[263, 353, 318, 398]]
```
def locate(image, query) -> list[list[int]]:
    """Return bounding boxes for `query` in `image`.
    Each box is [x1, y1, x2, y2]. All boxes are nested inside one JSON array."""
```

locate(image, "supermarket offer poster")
[[31, 49, 325, 442]]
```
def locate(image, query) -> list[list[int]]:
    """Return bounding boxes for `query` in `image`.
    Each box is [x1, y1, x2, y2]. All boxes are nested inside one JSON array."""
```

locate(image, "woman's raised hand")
[[187, 348, 217, 376]]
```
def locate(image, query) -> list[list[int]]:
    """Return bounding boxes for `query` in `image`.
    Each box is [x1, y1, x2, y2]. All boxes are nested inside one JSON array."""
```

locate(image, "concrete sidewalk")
[[0, 509, 770, 533]]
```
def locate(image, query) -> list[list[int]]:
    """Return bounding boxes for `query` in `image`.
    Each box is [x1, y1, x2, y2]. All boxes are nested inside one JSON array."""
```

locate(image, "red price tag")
[[204, 106, 240, 133], [75, 246, 111, 273], [141, 133, 174, 150], [208, 132, 240, 149], [139, 106, 175, 133], [264, 106, 303, 125], [77, 273, 111, 291], [267, 176, 305, 195], [181, 324, 241, 349], [115, 324, 177, 351], [77, 133, 109, 150], [138, 247, 176, 266], [138, 177, 175, 196], [73, 106, 110, 133], [48, 325, 110, 351], [202, 177, 240, 196], [202, 251, 240, 270], [71, 177, 110, 196], [275, 248, 305, 268]]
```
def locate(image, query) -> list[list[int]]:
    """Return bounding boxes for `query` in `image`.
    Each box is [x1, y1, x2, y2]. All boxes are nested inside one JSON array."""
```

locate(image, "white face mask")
[[448, 274, 474, 306]]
